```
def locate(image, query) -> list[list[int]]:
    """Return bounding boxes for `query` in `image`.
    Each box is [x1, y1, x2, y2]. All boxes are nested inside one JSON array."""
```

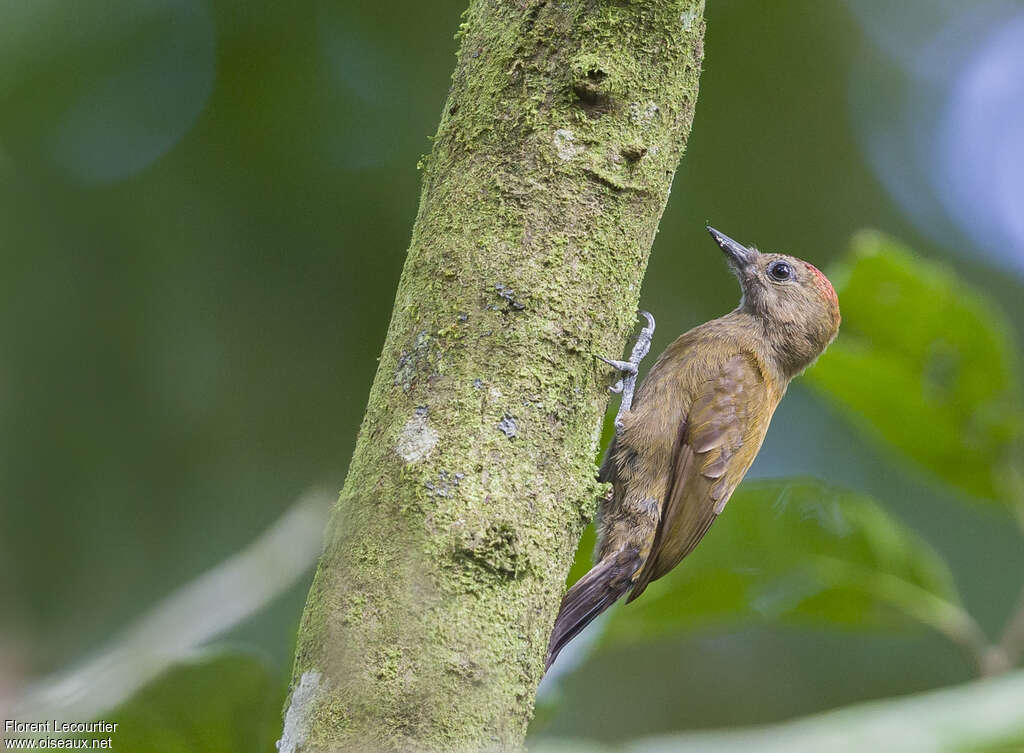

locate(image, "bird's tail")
[[545, 547, 640, 671]]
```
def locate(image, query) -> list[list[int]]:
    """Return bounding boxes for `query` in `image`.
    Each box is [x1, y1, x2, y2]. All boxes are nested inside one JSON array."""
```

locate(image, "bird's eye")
[[768, 261, 792, 281]]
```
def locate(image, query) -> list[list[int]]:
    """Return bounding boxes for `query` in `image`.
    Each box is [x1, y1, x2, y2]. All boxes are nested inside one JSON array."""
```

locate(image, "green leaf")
[[597, 479, 972, 648], [76, 651, 285, 753], [806, 230, 1022, 503]]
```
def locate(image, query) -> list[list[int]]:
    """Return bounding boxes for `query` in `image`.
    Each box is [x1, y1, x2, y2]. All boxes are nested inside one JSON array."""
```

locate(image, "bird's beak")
[[706, 226, 758, 272]]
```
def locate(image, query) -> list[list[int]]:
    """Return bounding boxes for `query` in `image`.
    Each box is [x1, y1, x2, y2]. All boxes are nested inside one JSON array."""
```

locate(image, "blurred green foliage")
[[61, 235, 1024, 752], [3, 0, 1024, 749], [532, 235, 1024, 744], [76, 652, 284, 753], [807, 231, 1023, 504], [961, 735, 1024, 753], [597, 479, 962, 643], [553, 234, 1024, 684]]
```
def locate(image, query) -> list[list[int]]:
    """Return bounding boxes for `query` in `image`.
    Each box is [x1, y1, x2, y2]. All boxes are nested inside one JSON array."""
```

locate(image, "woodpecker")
[[546, 226, 841, 669]]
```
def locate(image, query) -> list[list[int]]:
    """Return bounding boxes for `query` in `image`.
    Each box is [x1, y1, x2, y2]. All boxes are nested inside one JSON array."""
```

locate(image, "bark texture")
[[287, 1, 705, 750]]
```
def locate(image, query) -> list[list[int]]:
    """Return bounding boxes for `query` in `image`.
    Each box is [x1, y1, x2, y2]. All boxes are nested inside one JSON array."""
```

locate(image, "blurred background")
[[2, 0, 1024, 748]]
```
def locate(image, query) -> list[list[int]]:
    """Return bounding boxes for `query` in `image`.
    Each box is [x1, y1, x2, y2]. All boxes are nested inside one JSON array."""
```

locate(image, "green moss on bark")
[[287, 1, 705, 750]]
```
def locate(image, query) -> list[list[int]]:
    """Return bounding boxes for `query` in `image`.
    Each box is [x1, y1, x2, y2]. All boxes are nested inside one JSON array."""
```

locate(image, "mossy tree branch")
[[285, 1, 705, 750]]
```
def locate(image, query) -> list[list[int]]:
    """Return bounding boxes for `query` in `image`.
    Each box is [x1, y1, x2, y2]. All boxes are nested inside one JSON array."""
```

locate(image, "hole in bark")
[[621, 145, 647, 162], [573, 81, 613, 118], [572, 66, 612, 118]]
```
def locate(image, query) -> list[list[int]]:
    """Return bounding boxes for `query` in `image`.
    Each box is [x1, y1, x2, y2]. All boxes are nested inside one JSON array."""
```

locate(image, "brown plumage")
[[546, 227, 841, 670]]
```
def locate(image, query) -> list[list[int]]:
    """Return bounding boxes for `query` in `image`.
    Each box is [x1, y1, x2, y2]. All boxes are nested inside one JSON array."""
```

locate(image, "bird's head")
[[707, 226, 840, 375]]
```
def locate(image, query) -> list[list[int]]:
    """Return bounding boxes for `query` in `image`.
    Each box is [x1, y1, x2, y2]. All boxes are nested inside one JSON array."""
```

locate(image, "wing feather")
[[626, 352, 773, 601]]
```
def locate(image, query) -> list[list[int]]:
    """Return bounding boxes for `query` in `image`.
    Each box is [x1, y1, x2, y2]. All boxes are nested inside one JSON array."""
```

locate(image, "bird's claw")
[[599, 310, 656, 433], [597, 356, 638, 376]]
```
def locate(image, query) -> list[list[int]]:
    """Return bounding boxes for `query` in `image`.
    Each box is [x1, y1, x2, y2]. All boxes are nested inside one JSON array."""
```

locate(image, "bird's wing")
[[626, 352, 774, 601]]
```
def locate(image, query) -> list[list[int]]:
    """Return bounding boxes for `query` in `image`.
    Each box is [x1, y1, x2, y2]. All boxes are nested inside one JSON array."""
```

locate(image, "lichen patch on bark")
[[278, 670, 322, 753], [396, 411, 440, 463], [553, 129, 583, 161]]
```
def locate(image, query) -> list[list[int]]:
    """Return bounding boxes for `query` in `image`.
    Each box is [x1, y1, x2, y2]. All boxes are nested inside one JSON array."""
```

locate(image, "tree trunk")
[[284, 1, 705, 750]]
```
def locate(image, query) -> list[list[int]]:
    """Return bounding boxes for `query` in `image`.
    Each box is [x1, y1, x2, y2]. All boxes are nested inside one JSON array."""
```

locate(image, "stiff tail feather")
[[545, 547, 640, 670]]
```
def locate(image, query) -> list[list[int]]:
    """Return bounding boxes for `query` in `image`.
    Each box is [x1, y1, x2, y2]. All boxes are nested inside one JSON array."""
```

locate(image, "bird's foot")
[[600, 310, 655, 431]]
